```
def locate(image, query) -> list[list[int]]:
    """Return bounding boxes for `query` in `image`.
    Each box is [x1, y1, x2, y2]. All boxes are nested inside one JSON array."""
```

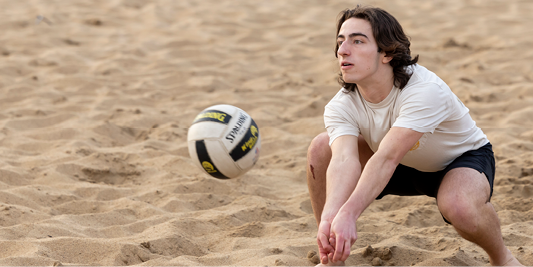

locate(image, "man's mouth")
[[341, 62, 353, 69]]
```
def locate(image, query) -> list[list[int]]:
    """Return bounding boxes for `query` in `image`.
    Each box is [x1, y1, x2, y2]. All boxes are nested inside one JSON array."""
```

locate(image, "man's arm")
[[329, 126, 423, 262], [322, 135, 362, 221], [317, 135, 362, 264]]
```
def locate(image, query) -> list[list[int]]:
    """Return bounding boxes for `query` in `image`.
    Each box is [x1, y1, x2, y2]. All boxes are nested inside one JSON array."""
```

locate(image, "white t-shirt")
[[324, 64, 488, 172]]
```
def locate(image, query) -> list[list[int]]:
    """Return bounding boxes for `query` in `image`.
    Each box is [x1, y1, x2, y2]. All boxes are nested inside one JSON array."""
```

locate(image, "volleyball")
[[187, 104, 261, 179]]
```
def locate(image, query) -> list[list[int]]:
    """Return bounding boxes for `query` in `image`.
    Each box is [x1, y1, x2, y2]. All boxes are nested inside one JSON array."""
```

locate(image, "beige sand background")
[[0, 0, 532, 265]]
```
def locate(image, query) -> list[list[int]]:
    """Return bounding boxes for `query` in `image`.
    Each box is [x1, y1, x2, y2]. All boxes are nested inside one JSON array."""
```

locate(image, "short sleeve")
[[324, 102, 360, 146], [393, 82, 451, 133]]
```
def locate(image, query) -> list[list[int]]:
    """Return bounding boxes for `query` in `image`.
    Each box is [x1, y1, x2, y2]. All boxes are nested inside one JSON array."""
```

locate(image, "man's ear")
[[382, 55, 393, 64]]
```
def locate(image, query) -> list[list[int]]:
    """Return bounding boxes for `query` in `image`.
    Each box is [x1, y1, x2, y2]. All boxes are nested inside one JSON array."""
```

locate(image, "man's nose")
[[337, 42, 350, 56]]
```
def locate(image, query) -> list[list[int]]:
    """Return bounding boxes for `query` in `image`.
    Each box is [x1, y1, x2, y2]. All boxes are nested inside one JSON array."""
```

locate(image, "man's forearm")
[[338, 152, 398, 220], [321, 158, 362, 222]]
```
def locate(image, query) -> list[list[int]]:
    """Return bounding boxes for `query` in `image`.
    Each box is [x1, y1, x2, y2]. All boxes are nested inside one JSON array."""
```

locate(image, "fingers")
[[318, 232, 333, 252], [317, 221, 333, 254], [321, 255, 329, 265], [329, 236, 336, 249], [332, 236, 352, 262], [317, 233, 333, 264], [342, 240, 351, 261], [328, 234, 336, 262], [332, 234, 344, 262]]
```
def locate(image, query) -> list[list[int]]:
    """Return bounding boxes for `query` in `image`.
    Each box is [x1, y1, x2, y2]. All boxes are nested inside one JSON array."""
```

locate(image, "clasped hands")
[[317, 210, 358, 265]]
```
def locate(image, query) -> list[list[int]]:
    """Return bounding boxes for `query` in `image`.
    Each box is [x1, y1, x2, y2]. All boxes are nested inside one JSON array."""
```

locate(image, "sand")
[[0, 0, 532, 265]]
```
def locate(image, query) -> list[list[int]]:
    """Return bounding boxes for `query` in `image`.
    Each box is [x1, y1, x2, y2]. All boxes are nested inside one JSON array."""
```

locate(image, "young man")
[[306, 6, 523, 266]]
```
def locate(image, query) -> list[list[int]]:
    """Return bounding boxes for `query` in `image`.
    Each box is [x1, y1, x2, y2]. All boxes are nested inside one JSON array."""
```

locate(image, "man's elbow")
[[330, 154, 362, 173], [373, 150, 403, 169]]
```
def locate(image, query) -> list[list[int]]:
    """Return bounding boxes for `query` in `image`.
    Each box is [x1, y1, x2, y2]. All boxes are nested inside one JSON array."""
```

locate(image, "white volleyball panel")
[[205, 139, 242, 178], [236, 135, 261, 171]]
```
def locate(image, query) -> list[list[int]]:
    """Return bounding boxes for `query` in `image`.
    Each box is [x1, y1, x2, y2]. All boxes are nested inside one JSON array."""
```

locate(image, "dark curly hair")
[[335, 6, 418, 91]]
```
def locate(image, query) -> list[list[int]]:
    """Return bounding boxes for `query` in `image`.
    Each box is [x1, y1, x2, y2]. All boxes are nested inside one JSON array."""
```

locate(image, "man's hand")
[[329, 210, 357, 262], [317, 220, 335, 264]]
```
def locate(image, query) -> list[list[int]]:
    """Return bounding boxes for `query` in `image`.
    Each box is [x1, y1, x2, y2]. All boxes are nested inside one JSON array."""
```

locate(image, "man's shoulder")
[[325, 88, 366, 121], [406, 64, 445, 88], [327, 88, 359, 107]]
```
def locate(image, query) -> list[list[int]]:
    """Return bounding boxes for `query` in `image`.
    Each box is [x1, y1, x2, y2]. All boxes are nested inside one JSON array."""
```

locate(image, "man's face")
[[337, 18, 388, 85]]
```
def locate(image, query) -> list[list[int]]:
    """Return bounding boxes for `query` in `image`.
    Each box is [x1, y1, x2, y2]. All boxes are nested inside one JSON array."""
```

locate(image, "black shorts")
[[376, 142, 495, 201]]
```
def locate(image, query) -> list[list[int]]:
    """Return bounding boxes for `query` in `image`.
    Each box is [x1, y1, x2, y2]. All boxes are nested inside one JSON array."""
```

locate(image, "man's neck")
[[356, 72, 395, 104]]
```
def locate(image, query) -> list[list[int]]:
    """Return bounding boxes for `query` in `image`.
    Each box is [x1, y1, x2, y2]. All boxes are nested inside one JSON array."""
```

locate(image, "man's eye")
[[338, 41, 343, 45], [354, 40, 362, 44]]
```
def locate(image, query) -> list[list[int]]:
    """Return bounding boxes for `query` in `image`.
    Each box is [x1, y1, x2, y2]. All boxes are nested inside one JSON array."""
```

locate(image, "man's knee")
[[438, 168, 492, 231], [438, 194, 481, 232], [307, 132, 331, 164]]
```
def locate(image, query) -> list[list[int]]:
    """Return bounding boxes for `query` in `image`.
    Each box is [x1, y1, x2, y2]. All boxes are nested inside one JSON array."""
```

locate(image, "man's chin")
[[341, 75, 357, 84], [343, 79, 357, 85]]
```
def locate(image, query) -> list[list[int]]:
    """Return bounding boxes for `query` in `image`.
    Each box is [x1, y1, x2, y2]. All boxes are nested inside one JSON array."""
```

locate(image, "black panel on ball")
[[229, 119, 259, 162], [195, 140, 229, 179]]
